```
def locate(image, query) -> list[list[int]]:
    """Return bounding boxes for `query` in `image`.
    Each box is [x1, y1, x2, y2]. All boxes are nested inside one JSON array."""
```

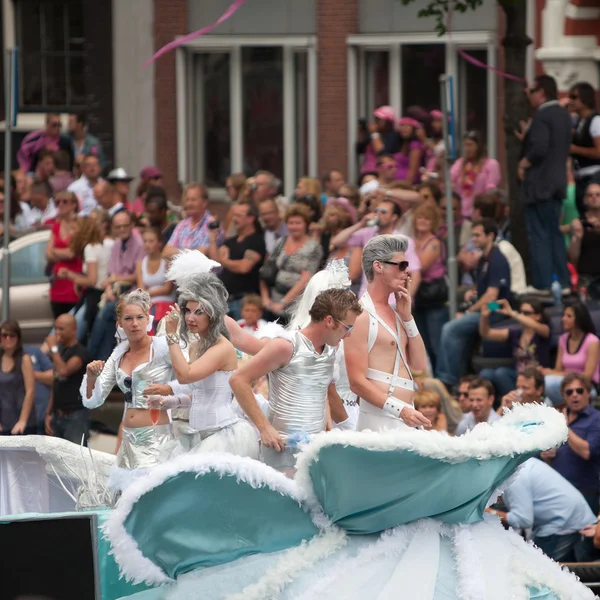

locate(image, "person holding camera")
[[436, 218, 512, 389], [479, 298, 551, 399], [568, 180, 600, 299]]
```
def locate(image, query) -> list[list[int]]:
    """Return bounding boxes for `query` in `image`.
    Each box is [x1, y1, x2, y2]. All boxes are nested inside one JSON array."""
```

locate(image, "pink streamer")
[[447, 2, 526, 84], [457, 48, 526, 83], [143, 0, 248, 67]]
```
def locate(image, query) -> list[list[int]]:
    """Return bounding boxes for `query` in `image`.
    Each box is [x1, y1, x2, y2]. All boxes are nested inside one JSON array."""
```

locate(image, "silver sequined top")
[[267, 331, 336, 439], [80, 336, 175, 410]]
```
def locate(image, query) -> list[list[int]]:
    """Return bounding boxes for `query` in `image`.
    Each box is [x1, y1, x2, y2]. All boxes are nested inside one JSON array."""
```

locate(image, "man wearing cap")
[[67, 153, 103, 216], [107, 168, 134, 211]]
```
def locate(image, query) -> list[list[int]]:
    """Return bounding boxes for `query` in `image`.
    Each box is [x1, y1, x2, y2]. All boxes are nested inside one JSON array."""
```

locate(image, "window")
[[16, 0, 86, 110], [8, 240, 48, 285], [199, 53, 231, 188], [184, 39, 316, 195], [401, 45, 446, 114], [242, 47, 284, 179]]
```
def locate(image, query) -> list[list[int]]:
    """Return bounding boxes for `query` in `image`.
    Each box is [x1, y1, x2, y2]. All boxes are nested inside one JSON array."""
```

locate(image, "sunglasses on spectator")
[[1, 332, 17, 339], [520, 309, 536, 316], [380, 260, 409, 272], [458, 390, 469, 397], [569, 94, 579, 100], [375, 208, 389, 215], [565, 387, 585, 396], [528, 87, 540, 94]]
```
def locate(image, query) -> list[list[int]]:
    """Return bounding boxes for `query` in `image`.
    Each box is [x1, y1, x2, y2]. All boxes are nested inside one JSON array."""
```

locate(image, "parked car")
[[0, 230, 54, 343]]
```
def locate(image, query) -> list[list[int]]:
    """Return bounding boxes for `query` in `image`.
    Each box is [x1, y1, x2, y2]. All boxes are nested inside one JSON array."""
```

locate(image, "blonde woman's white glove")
[[147, 394, 191, 410]]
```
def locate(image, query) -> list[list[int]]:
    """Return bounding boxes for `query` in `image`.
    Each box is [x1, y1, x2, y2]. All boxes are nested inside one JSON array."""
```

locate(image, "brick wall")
[[154, 0, 187, 199], [316, 0, 358, 179]]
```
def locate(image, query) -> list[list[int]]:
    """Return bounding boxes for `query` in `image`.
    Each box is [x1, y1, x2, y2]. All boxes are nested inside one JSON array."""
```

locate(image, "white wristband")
[[371, 132, 381, 140], [383, 397, 412, 419], [402, 318, 419, 338]]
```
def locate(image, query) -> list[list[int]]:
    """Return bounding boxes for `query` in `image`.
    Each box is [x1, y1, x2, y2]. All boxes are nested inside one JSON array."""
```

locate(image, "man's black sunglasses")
[[381, 260, 409, 272], [565, 387, 585, 397]]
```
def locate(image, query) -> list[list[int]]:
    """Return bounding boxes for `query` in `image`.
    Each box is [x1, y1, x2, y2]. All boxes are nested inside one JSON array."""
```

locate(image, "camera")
[[249, 183, 258, 192], [208, 221, 221, 230]]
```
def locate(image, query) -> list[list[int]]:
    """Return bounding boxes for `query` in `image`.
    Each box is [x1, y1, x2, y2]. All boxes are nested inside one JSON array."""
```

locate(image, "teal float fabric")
[[309, 445, 536, 534], [123, 470, 319, 580]]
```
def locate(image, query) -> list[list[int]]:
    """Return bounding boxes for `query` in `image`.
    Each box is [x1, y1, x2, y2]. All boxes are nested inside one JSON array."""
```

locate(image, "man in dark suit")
[[519, 75, 572, 293]]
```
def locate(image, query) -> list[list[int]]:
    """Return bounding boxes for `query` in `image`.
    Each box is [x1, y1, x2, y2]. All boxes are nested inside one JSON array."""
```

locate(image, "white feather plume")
[[166, 250, 221, 287], [287, 260, 351, 331]]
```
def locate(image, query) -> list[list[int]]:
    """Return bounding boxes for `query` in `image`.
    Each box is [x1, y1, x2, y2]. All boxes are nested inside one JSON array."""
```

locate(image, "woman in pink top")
[[357, 106, 401, 175], [394, 117, 424, 184], [412, 203, 448, 370], [450, 130, 501, 218], [541, 302, 600, 405]]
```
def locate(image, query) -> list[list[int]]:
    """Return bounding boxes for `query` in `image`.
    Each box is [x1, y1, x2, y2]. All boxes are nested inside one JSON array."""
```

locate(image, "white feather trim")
[[256, 321, 293, 342], [226, 528, 348, 600], [294, 404, 568, 508], [501, 521, 596, 599], [451, 525, 486, 600], [103, 453, 320, 586], [166, 250, 221, 286], [292, 522, 419, 600]]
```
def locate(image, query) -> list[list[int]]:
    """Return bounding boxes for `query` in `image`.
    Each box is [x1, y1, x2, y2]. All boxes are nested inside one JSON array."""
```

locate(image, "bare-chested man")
[[345, 234, 431, 430]]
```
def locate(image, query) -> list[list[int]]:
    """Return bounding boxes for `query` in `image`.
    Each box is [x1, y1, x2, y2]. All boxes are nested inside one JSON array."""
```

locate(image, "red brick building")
[[0, 0, 598, 199]]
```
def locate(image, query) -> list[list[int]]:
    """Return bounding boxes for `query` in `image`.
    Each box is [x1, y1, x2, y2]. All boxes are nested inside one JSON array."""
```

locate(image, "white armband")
[[401, 318, 419, 338], [383, 397, 412, 419]]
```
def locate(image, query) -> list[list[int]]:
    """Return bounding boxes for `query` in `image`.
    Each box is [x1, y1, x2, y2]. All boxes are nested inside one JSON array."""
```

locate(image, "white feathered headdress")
[[287, 259, 351, 331], [166, 250, 221, 287]]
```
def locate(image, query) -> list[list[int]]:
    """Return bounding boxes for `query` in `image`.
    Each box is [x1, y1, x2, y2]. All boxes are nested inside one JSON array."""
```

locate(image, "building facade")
[[0, 0, 598, 199]]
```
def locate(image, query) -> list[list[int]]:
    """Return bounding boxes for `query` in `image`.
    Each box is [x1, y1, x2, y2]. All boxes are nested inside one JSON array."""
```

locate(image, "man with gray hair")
[[345, 234, 431, 430]]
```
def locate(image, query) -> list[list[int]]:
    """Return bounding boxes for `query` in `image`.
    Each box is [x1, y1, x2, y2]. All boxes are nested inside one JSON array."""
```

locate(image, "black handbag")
[[259, 236, 286, 287], [415, 277, 449, 308], [415, 235, 448, 308]]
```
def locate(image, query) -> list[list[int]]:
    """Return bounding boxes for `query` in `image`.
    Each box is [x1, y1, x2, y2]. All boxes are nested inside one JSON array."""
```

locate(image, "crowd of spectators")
[[1, 75, 600, 566]]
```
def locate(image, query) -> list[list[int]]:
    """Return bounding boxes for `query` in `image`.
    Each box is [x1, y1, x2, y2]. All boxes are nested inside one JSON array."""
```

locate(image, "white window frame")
[[347, 31, 497, 183], [176, 35, 317, 197]]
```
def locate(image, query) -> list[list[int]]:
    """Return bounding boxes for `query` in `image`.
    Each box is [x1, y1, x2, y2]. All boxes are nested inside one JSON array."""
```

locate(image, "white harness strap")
[[360, 293, 413, 396]]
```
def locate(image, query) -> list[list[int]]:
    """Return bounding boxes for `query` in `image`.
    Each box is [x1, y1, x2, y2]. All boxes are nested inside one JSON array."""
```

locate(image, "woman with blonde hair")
[[81, 289, 179, 485], [413, 389, 448, 433], [57, 216, 107, 340]]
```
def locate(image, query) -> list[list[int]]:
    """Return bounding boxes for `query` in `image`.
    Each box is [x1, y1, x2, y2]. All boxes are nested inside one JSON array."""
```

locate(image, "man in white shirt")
[[27, 180, 57, 227], [68, 153, 102, 216], [455, 377, 500, 435]]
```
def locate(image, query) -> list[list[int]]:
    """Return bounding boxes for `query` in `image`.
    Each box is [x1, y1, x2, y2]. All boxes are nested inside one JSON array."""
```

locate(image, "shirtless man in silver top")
[[345, 234, 431, 430]]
